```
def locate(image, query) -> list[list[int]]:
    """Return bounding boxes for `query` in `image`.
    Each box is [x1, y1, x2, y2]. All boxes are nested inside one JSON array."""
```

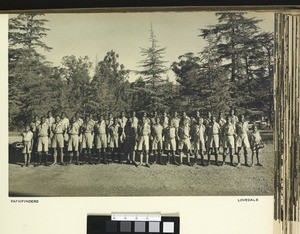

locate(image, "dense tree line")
[[8, 13, 273, 130]]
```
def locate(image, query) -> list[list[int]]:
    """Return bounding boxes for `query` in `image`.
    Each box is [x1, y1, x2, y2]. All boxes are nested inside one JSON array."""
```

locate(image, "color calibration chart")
[[87, 213, 180, 234]]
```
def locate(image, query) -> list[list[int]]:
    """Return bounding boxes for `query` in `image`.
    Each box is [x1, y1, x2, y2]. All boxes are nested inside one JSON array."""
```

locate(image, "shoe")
[[251, 163, 254, 167], [135, 162, 141, 167], [245, 163, 251, 167], [236, 163, 241, 167], [257, 163, 263, 166], [145, 163, 150, 168], [126, 159, 131, 164], [187, 162, 192, 167], [221, 162, 225, 166], [50, 162, 57, 166]]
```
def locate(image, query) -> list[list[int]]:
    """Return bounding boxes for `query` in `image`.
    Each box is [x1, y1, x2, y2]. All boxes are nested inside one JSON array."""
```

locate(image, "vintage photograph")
[[8, 11, 275, 196]]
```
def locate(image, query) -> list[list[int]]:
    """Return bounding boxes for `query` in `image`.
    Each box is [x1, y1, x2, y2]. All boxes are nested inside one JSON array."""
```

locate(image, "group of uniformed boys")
[[21, 108, 264, 168]]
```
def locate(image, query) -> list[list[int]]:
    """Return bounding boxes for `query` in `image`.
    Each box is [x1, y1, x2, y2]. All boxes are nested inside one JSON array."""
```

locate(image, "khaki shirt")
[[162, 117, 169, 128], [118, 117, 128, 128], [138, 123, 151, 136], [46, 117, 55, 127], [81, 120, 95, 133], [68, 122, 80, 135], [236, 121, 248, 136], [170, 117, 180, 129], [207, 122, 220, 136], [152, 124, 163, 141], [222, 123, 235, 136], [94, 120, 106, 135], [37, 122, 49, 137], [193, 124, 206, 141], [51, 121, 65, 134]]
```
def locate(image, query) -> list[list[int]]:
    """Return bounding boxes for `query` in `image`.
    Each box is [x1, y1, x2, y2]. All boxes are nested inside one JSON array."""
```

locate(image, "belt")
[[225, 134, 234, 136], [38, 135, 48, 137], [54, 133, 63, 135], [84, 132, 92, 133]]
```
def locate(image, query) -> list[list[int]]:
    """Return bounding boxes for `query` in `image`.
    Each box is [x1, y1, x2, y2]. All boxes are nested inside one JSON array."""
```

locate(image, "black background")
[[0, 0, 299, 11]]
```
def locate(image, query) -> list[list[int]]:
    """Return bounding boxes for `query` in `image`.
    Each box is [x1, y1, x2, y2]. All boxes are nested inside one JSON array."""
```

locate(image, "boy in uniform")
[[170, 111, 180, 153], [137, 115, 151, 167], [21, 125, 33, 167], [163, 118, 179, 165], [46, 111, 55, 127], [124, 118, 137, 164], [161, 111, 169, 129], [36, 116, 50, 166], [30, 115, 40, 156], [178, 112, 191, 166], [108, 117, 121, 163], [222, 116, 235, 166], [67, 116, 81, 165], [236, 114, 250, 167], [249, 125, 265, 167], [130, 111, 139, 130], [192, 118, 206, 166], [81, 116, 95, 164], [106, 113, 114, 129], [151, 117, 164, 164], [50, 116, 65, 165], [118, 111, 127, 157], [207, 116, 221, 166], [94, 114, 108, 164]]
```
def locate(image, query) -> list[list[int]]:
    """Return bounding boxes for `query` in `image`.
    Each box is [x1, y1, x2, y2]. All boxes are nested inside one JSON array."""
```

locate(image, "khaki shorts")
[[109, 135, 119, 148], [51, 134, 64, 148], [68, 134, 79, 151], [82, 132, 93, 149], [22, 141, 32, 154], [208, 135, 219, 148], [194, 139, 205, 151], [165, 138, 176, 151], [178, 137, 191, 150], [236, 135, 250, 148], [38, 136, 49, 152], [152, 138, 163, 151], [223, 135, 235, 149], [137, 135, 149, 151], [95, 134, 107, 149]]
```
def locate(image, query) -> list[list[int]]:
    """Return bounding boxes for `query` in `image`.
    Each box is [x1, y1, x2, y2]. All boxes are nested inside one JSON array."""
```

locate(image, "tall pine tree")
[[135, 25, 169, 112]]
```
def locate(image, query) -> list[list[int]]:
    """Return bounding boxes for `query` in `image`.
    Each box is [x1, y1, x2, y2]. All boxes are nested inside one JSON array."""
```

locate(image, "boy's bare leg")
[[207, 149, 211, 166], [69, 151, 73, 164], [236, 147, 241, 167], [229, 148, 234, 166], [179, 150, 183, 165], [44, 151, 49, 166], [256, 150, 263, 166], [27, 153, 32, 166], [187, 150, 192, 166], [22, 153, 27, 167], [244, 147, 250, 167], [222, 148, 227, 166], [53, 149, 57, 165], [103, 148, 108, 164], [137, 151, 143, 167], [60, 148, 64, 165], [251, 150, 255, 167], [215, 148, 220, 166], [145, 151, 150, 167]]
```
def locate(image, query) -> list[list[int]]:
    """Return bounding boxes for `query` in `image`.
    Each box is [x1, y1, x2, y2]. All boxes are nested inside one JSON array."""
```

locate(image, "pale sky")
[[26, 11, 274, 82]]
